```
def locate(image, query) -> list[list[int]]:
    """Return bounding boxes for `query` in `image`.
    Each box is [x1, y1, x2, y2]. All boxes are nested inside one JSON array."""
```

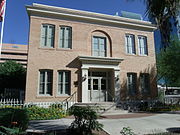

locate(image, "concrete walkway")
[[99, 113, 180, 135], [27, 113, 180, 135]]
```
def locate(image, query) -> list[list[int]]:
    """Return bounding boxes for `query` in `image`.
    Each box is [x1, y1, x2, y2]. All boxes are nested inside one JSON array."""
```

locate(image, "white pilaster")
[[81, 68, 89, 103], [114, 69, 120, 103]]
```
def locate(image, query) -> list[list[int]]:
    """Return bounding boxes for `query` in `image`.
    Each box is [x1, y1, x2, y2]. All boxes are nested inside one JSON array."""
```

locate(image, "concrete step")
[[73, 102, 128, 115]]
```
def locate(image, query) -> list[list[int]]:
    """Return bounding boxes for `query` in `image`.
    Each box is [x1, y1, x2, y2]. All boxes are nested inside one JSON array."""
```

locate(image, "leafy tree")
[[0, 61, 26, 93], [157, 38, 180, 86]]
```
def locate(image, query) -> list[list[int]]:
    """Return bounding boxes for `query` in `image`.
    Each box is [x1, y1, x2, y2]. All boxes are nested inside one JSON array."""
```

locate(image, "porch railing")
[[105, 90, 115, 102], [62, 91, 77, 110]]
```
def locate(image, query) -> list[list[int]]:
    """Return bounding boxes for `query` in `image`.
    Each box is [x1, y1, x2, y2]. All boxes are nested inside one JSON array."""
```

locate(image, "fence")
[[0, 91, 77, 110], [0, 92, 77, 110], [164, 95, 180, 105]]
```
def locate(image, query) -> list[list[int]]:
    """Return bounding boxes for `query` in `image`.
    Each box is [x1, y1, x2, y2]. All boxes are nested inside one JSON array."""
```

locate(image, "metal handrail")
[[62, 91, 77, 110], [106, 90, 115, 102]]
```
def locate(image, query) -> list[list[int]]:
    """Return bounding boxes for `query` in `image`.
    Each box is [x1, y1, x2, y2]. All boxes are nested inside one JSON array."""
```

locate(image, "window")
[[92, 36, 106, 57], [140, 73, 150, 94], [40, 24, 55, 48], [59, 26, 72, 49], [127, 73, 137, 95], [39, 70, 53, 95], [138, 36, 148, 55], [58, 71, 70, 95], [125, 34, 135, 54]]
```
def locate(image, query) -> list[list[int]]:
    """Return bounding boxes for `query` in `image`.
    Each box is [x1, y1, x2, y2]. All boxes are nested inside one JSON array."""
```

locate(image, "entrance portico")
[[78, 56, 123, 103]]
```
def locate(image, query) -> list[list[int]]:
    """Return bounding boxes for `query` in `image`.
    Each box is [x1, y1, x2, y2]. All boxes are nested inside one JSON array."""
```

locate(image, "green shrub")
[[146, 104, 180, 112], [120, 127, 136, 135], [0, 126, 25, 135], [69, 106, 103, 135], [0, 107, 29, 131], [27, 106, 66, 120]]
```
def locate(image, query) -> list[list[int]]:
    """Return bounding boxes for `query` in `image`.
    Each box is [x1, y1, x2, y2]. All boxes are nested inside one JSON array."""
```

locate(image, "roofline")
[[26, 3, 157, 31]]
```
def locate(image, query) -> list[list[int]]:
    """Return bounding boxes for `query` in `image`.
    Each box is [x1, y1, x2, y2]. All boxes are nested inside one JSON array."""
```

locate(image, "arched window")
[[92, 36, 106, 57]]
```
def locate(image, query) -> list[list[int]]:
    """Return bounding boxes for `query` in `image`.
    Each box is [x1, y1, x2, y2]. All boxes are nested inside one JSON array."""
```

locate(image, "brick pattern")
[[25, 15, 157, 102]]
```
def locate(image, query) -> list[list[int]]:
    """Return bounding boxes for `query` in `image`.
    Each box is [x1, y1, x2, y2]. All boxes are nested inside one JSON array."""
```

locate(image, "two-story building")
[[25, 3, 157, 103]]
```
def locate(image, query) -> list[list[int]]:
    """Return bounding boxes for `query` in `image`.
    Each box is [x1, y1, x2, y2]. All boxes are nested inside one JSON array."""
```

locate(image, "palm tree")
[[127, 0, 180, 49], [145, 0, 180, 49]]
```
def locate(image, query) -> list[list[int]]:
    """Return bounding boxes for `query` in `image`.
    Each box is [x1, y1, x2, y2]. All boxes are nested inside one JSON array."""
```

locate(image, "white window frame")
[[57, 71, 70, 95], [38, 70, 53, 96], [138, 36, 148, 56], [127, 73, 137, 95], [125, 34, 136, 55], [92, 36, 107, 57], [59, 26, 72, 49], [40, 24, 55, 48]]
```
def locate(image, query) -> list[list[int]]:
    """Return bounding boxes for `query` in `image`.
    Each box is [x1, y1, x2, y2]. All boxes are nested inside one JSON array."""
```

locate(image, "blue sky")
[[1, 0, 147, 45]]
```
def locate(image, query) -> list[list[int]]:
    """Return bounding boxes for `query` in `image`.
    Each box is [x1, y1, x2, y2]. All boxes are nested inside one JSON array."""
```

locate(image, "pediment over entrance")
[[78, 56, 123, 70]]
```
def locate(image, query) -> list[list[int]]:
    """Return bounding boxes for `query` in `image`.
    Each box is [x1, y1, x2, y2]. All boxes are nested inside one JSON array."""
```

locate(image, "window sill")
[[138, 54, 148, 57], [56, 48, 73, 51], [38, 47, 55, 50], [36, 95, 53, 98], [125, 53, 136, 56], [55, 94, 70, 98]]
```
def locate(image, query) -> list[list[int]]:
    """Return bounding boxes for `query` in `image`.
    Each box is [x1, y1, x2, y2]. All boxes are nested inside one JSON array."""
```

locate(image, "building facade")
[[25, 3, 157, 103], [0, 44, 28, 67]]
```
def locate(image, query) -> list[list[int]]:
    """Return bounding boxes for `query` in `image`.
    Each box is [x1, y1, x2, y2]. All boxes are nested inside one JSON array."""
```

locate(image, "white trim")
[[78, 55, 123, 63], [31, 3, 153, 24], [81, 64, 120, 71], [26, 4, 156, 31]]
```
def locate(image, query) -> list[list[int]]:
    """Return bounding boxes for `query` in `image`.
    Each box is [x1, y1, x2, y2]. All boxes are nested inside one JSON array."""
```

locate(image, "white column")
[[114, 69, 120, 103], [81, 68, 88, 103]]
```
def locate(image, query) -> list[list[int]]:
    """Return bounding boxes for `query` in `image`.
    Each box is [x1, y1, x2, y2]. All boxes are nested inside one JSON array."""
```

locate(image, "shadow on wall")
[[66, 58, 82, 102], [120, 64, 157, 101]]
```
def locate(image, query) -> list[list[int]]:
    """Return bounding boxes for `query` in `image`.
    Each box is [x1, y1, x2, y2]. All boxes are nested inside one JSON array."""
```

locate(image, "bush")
[[69, 106, 103, 135], [120, 127, 135, 135], [0, 126, 26, 135], [146, 103, 180, 112], [0, 107, 29, 131], [27, 106, 66, 120]]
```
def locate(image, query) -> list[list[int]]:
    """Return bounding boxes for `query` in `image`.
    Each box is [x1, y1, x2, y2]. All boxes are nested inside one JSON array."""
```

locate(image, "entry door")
[[88, 77, 106, 102]]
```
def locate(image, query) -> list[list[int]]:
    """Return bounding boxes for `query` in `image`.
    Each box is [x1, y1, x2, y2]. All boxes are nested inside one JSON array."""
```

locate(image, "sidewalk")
[[27, 113, 180, 135]]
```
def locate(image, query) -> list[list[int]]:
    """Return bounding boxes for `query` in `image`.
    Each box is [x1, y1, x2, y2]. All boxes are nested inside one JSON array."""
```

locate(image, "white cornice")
[[78, 56, 123, 63], [26, 3, 157, 31]]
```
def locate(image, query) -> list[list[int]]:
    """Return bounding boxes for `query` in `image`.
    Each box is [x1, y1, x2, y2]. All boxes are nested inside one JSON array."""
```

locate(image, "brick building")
[[25, 3, 157, 103], [0, 44, 28, 67]]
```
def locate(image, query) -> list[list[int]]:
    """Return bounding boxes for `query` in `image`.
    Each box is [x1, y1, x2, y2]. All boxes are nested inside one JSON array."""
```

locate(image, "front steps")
[[74, 102, 128, 116]]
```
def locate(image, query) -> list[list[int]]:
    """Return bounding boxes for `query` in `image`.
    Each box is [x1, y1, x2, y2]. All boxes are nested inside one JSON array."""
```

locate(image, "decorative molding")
[[26, 3, 157, 31]]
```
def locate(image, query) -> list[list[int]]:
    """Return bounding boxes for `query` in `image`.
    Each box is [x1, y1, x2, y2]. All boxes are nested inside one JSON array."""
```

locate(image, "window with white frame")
[[92, 36, 106, 57], [127, 73, 137, 95], [40, 24, 55, 48], [138, 36, 148, 55], [59, 26, 72, 49], [58, 71, 70, 95], [125, 34, 135, 54], [140, 73, 150, 94], [39, 70, 53, 95]]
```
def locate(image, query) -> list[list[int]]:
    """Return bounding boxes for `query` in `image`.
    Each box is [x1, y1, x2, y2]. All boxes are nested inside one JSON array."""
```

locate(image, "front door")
[[88, 77, 107, 102]]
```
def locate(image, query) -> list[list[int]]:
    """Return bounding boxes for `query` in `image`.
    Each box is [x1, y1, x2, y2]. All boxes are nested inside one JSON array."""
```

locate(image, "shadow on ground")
[[166, 127, 180, 133]]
